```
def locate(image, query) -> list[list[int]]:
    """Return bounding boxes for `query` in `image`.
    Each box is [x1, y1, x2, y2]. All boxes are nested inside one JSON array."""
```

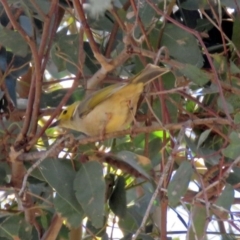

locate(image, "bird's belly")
[[80, 101, 134, 136]]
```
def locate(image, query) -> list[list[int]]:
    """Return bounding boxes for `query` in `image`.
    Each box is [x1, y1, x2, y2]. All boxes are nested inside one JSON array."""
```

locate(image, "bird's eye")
[[63, 110, 67, 115]]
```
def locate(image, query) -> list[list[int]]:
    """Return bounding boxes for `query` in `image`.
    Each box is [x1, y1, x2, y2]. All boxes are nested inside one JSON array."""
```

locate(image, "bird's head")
[[50, 101, 80, 129]]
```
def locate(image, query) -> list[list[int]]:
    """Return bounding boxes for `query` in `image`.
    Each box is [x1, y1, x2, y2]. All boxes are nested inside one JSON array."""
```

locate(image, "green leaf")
[[23, 0, 50, 15], [0, 25, 28, 57], [195, 19, 213, 32], [221, 234, 238, 240], [40, 214, 48, 230], [39, 159, 83, 221], [138, 234, 155, 240], [221, 0, 240, 8], [227, 167, 240, 185], [167, 161, 193, 207], [161, 24, 204, 67], [18, 219, 32, 240], [87, 14, 114, 31], [0, 215, 22, 239], [181, 0, 210, 10], [215, 184, 234, 211], [232, 15, 240, 52], [148, 138, 162, 167], [226, 94, 240, 111], [118, 206, 142, 235], [185, 135, 221, 165], [187, 205, 208, 240], [0, 164, 7, 185], [109, 176, 127, 218], [197, 129, 212, 149], [230, 61, 240, 74], [116, 151, 151, 180], [179, 64, 210, 86], [86, 218, 107, 237], [53, 194, 83, 228], [222, 132, 240, 159], [133, 0, 158, 37], [180, 0, 200, 10], [74, 161, 105, 228]]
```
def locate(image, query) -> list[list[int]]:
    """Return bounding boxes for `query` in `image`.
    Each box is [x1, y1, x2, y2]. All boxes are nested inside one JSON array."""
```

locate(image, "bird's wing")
[[76, 83, 127, 117]]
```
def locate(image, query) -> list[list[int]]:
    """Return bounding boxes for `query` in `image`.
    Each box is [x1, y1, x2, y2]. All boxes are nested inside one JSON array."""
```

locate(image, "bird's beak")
[[49, 120, 60, 128]]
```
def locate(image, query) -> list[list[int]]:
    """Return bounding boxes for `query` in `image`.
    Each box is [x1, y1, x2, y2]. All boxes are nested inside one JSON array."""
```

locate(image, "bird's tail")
[[130, 64, 168, 85]]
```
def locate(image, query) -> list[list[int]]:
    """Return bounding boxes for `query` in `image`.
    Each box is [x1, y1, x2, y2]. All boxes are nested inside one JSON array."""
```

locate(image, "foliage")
[[0, 0, 240, 240]]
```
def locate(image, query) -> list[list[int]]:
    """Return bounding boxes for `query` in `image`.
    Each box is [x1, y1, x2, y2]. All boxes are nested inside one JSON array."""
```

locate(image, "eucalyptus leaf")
[[167, 161, 193, 207], [215, 184, 234, 211], [222, 132, 240, 159], [109, 176, 127, 218], [0, 215, 22, 239], [179, 64, 210, 86], [234, 112, 240, 124], [187, 205, 208, 239], [197, 129, 212, 149], [39, 159, 83, 220], [118, 206, 142, 235], [86, 218, 107, 237], [0, 25, 28, 57], [221, 0, 240, 8], [116, 151, 151, 180], [53, 193, 83, 228], [232, 15, 240, 51], [74, 161, 105, 228], [161, 24, 204, 67]]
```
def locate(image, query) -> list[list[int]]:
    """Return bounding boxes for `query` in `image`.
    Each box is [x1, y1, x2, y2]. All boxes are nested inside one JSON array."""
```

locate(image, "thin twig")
[[30, 1, 59, 136], [73, 0, 109, 67]]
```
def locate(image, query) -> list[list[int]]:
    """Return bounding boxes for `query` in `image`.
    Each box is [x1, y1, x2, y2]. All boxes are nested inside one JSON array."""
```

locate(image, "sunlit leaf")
[[116, 151, 151, 180]]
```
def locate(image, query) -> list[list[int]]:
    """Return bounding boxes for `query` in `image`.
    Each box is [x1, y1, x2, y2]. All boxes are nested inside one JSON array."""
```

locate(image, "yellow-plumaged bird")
[[51, 64, 167, 136]]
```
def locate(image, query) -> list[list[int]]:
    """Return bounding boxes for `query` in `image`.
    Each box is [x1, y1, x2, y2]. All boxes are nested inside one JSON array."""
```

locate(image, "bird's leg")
[[100, 125, 106, 141], [99, 112, 112, 140], [127, 100, 139, 137]]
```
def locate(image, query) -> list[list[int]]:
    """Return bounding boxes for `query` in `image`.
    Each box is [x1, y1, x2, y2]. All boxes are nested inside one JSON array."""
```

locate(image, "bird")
[[50, 64, 167, 136]]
